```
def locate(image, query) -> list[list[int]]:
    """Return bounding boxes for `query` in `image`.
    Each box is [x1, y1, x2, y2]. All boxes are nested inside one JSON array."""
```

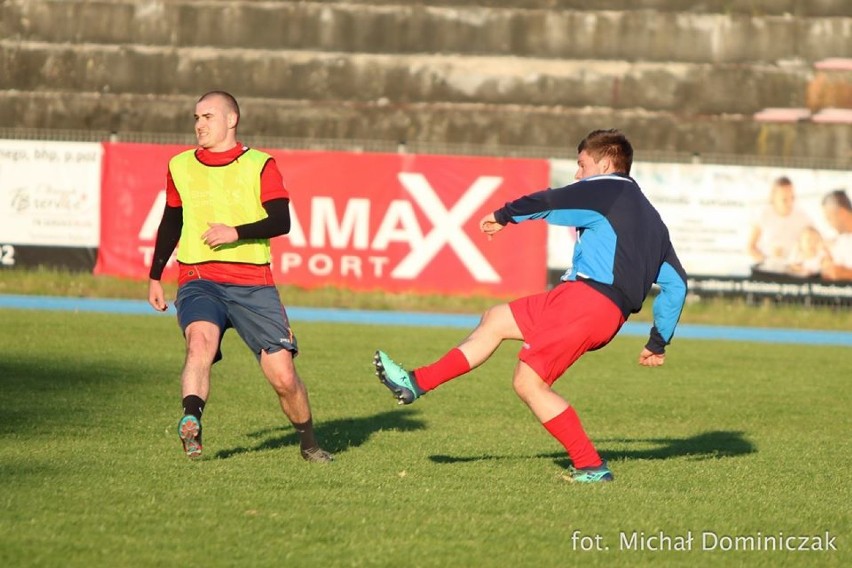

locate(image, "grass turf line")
[[0, 309, 849, 567]]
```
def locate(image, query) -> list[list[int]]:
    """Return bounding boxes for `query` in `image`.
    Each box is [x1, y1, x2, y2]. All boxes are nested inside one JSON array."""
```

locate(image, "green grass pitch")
[[1, 308, 848, 567]]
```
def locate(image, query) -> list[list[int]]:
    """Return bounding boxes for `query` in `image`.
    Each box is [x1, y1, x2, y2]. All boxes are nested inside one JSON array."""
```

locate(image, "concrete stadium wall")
[[232, 0, 852, 18], [3, 1, 849, 64], [0, 42, 812, 113], [1, 0, 850, 161], [3, 91, 849, 161]]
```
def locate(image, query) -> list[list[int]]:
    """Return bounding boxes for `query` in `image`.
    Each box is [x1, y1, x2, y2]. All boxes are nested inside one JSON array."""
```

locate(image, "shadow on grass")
[[0, 356, 136, 435], [214, 409, 425, 459], [429, 430, 756, 466]]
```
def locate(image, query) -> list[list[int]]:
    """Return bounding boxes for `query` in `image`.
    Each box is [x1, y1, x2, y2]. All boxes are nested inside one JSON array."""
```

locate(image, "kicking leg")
[[415, 303, 523, 389], [455, 303, 524, 368], [374, 303, 522, 403]]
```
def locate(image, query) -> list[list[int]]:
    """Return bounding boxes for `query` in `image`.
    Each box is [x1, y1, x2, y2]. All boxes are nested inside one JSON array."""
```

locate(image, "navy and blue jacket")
[[494, 173, 688, 354]]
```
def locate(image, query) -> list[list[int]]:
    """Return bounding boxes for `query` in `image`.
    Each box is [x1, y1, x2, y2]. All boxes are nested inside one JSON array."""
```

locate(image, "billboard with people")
[[550, 159, 851, 302]]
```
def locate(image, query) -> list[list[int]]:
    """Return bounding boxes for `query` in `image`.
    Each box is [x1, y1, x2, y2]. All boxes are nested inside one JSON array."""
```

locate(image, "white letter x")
[[392, 173, 501, 283]]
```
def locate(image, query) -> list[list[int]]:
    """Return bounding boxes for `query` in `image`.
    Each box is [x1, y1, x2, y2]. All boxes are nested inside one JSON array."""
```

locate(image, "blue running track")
[[0, 294, 850, 347]]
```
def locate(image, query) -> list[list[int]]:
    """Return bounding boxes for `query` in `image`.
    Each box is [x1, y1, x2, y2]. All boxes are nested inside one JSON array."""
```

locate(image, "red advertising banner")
[[96, 143, 549, 297], [96, 143, 186, 282]]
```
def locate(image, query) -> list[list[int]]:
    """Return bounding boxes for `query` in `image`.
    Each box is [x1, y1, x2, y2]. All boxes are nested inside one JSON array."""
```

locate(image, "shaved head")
[[193, 91, 240, 151], [198, 91, 240, 126]]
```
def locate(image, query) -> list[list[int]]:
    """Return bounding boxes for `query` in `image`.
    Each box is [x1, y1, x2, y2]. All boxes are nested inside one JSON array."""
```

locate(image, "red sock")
[[412, 348, 471, 392], [543, 407, 602, 469]]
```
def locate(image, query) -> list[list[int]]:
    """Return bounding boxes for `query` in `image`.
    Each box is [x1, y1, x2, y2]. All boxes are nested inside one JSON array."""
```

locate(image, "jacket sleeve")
[[646, 242, 688, 354], [494, 185, 599, 227]]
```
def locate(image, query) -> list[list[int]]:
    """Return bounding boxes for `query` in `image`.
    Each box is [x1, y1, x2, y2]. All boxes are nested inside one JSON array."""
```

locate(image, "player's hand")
[[479, 213, 505, 241], [148, 279, 168, 312], [638, 348, 665, 367], [203, 222, 238, 248]]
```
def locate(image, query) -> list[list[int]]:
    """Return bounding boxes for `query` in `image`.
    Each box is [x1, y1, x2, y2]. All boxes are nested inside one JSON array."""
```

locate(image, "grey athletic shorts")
[[174, 279, 298, 364]]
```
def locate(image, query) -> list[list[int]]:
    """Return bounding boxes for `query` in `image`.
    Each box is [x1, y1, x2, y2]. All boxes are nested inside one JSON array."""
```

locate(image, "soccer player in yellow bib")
[[147, 91, 332, 462]]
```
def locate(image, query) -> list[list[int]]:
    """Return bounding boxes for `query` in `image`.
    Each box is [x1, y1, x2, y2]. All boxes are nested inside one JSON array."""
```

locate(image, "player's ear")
[[227, 112, 238, 129], [598, 157, 612, 174]]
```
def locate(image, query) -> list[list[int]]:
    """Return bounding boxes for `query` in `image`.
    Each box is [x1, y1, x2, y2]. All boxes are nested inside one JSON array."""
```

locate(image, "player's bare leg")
[[260, 349, 333, 463], [181, 321, 219, 400], [513, 361, 612, 482], [177, 321, 219, 458], [374, 303, 523, 403], [511, 361, 569, 422], [455, 303, 524, 367]]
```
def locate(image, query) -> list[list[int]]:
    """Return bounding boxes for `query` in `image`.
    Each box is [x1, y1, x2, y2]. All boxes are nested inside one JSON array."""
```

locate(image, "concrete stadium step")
[[319, 1, 852, 17], [2, 0, 849, 64], [1, 90, 849, 163], [0, 40, 813, 115]]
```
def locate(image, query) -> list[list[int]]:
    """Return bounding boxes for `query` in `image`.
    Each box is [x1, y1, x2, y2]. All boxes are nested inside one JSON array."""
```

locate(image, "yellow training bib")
[[169, 148, 272, 265]]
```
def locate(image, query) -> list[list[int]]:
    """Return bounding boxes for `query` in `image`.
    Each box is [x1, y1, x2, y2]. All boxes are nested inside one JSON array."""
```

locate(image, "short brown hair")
[[823, 189, 852, 211], [577, 129, 633, 174], [773, 176, 793, 188]]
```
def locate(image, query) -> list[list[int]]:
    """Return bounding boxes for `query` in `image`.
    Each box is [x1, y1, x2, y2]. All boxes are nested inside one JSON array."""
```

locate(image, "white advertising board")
[[0, 140, 102, 248], [549, 159, 851, 278]]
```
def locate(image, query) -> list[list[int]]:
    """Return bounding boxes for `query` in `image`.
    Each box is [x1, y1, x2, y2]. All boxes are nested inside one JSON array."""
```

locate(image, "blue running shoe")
[[373, 350, 424, 405], [567, 460, 613, 483], [178, 414, 202, 459]]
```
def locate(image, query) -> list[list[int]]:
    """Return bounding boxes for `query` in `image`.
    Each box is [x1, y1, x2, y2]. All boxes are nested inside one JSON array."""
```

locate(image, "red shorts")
[[509, 281, 625, 385]]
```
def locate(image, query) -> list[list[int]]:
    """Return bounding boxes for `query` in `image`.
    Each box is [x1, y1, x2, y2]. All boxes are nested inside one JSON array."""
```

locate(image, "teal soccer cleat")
[[178, 414, 202, 459], [567, 460, 614, 483], [373, 350, 424, 405]]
